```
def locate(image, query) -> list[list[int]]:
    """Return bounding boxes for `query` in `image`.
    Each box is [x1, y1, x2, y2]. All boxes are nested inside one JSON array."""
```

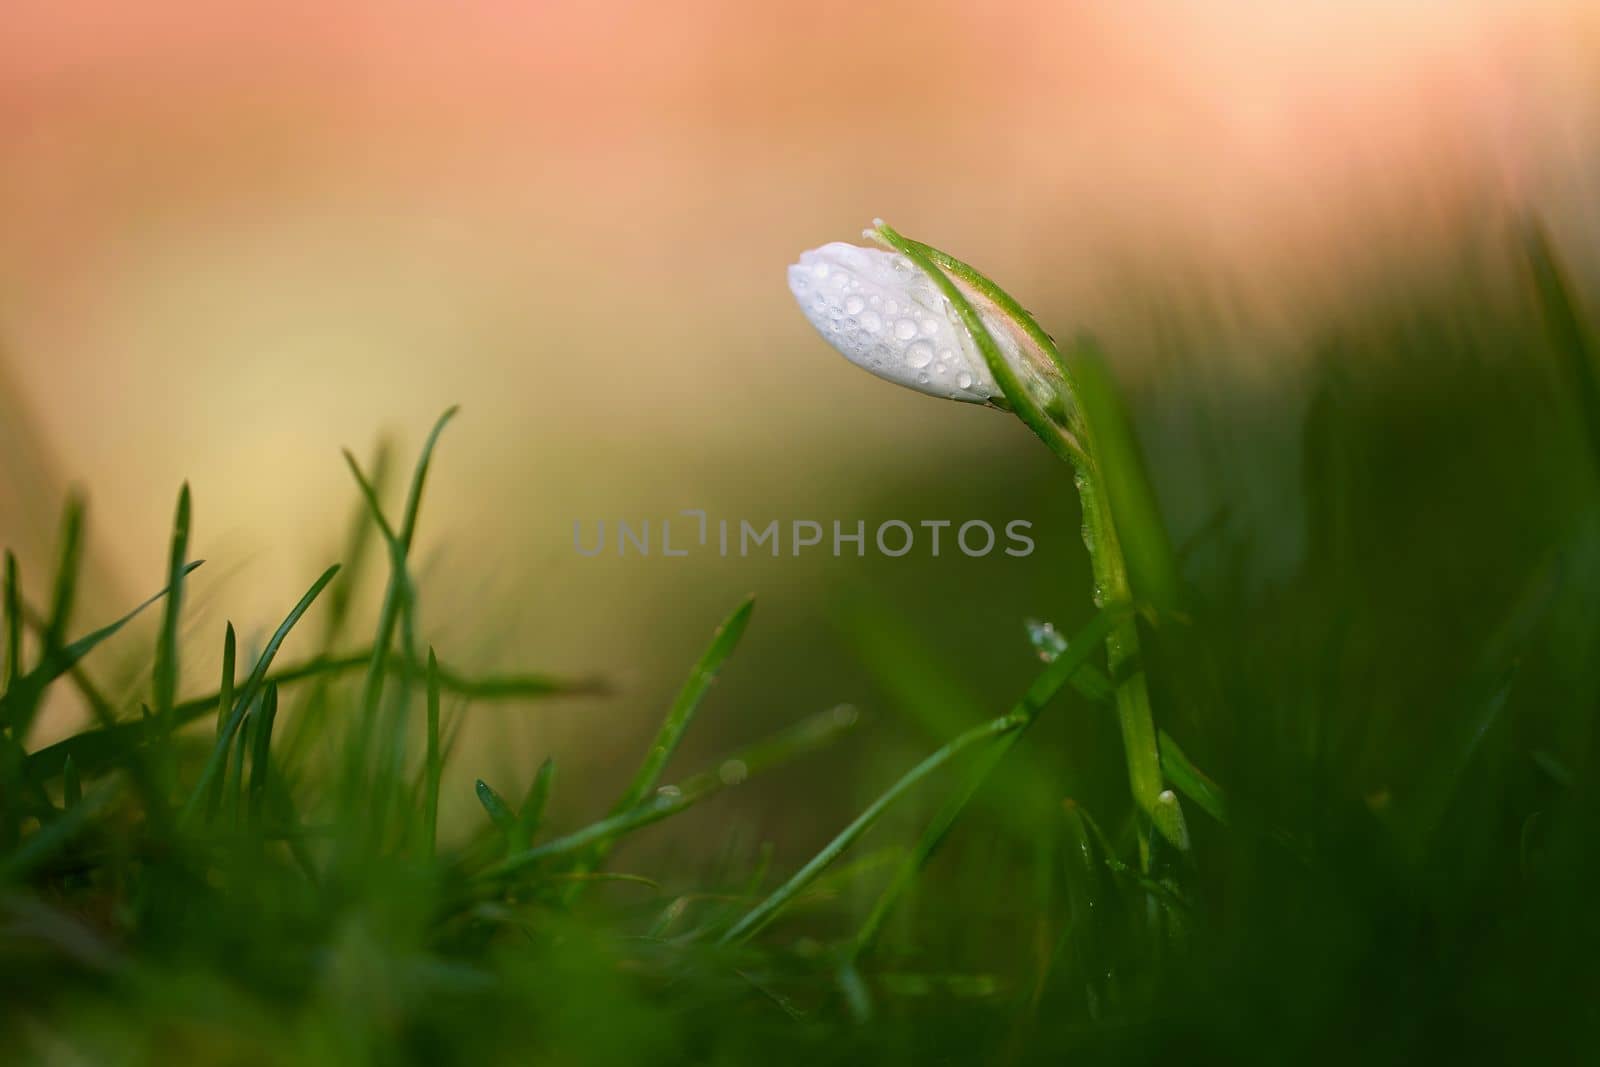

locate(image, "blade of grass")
[[4, 495, 85, 737], [616, 596, 754, 813], [561, 596, 753, 898], [0, 779, 119, 883], [152, 484, 191, 748], [486, 705, 858, 881], [0, 561, 205, 733], [476, 779, 516, 830], [719, 711, 1032, 947], [3, 550, 20, 694], [180, 564, 340, 824], [26, 651, 594, 782], [424, 648, 442, 860], [1157, 729, 1228, 825], [43, 492, 85, 654], [217, 623, 236, 739], [846, 607, 1125, 962], [354, 408, 456, 750], [513, 757, 555, 852], [1524, 222, 1600, 477], [61, 753, 81, 809], [248, 683, 279, 824]]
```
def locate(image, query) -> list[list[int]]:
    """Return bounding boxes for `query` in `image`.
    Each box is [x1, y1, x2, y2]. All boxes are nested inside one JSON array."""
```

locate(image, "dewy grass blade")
[[720, 712, 1031, 947], [847, 608, 1125, 962], [180, 564, 340, 824]]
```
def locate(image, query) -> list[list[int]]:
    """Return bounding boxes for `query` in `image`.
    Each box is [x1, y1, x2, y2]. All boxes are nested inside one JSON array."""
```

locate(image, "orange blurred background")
[[2, 1, 1598, 804]]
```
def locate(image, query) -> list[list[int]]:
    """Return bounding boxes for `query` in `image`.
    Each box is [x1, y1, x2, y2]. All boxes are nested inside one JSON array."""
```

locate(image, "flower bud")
[[787, 229, 1069, 431], [788, 241, 1001, 404]]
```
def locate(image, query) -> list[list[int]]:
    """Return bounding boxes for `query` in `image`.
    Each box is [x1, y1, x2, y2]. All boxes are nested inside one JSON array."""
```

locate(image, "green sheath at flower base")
[[786, 220, 1188, 855]]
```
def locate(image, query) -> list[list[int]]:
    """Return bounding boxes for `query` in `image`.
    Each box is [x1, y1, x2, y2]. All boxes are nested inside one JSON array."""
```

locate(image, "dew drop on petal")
[[845, 296, 865, 315], [957, 371, 974, 389], [919, 318, 938, 337], [907, 342, 934, 368], [894, 319, 917, 340]]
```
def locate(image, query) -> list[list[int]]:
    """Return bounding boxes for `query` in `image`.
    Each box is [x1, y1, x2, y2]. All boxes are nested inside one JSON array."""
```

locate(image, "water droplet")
[[844, 296, 865, 315], [1025, 619, 1068, 663], [868, 294, 881, 307], [812, 263, 830, 279], [956, 371, 974, 389], [884, 299, 899, 314], [919, 318, 938, 337], [938, 349, 953, 362], [719, 759, 749, 785], [657, 784, 682, 799], [1092, 584, 1106, 608], [894, 319, 917, 340], [917, 372, 930, 384], [907, 342, 934, 368], [832, 704, 859, 726], [860, 311, 882, 332]]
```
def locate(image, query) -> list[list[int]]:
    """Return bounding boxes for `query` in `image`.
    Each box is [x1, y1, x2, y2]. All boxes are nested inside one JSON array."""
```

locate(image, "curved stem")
[[877, 222, 1184, 859]]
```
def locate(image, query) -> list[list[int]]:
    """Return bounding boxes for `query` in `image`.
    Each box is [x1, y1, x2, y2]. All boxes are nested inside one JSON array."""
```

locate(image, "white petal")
[[787, 242, 999, 404]]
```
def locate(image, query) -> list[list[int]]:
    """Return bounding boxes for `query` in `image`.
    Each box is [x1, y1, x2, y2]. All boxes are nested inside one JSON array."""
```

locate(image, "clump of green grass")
[[2, 224, 1599, 1064]]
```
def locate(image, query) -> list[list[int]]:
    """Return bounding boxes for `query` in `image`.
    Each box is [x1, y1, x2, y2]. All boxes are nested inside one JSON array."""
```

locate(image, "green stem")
[[1076, 453, 1169, 860], [875, 222, 1183, 860]]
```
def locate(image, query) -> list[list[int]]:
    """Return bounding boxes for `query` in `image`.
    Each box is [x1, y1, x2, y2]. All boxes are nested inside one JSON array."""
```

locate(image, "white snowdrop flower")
[[787, 241, 1004, 405], [787, 234, 1063, 417]]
